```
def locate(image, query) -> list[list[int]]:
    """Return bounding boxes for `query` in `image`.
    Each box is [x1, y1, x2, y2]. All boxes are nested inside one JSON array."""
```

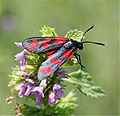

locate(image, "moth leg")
[[74, 53, 85, 70]]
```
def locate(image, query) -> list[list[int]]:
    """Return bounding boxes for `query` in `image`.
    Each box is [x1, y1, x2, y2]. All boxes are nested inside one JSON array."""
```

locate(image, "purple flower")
[[40, 79, 47, 89], [49, 92, 58, 104], [15, 49, 28, 70], [35, 92, 43, 106], [16, 71, 29, 78], [16, 71, 26, 76], [16, 79, 35, 97], [24, 84, 34, 96], [24, 79, 35, 95], [15, 42, 23, 48], [56, 90, 64, 98], [31, 87, 44, 106], [29, 80, 47, 106], [49, 83, 64, 104], [26, 79, 35, 84], [15, 52, 24, 61], [15, 42, 29, 71], [16, 83, 27, 97], [15, 50, 28, 61], [19, 59, 26, 70], [53, 83, 63, 92], [57, 68, 68, 78], [53, 84, 64, 99]]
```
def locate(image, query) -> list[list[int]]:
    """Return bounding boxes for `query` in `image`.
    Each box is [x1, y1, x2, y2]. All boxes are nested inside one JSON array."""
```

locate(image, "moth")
[[22, 25, 105, 80]]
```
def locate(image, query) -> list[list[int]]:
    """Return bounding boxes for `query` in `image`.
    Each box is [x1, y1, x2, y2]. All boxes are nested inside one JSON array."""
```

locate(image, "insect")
[[22, 25, 105, 80]]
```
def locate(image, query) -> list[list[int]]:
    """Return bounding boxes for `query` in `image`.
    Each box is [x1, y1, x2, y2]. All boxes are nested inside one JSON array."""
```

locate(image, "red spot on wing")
[[29, 39, 39, 51], [54, 37, 67, 44], [45, 50, 56, 55], [39, 67, 52, 73], [45, 38, 51, 43], [56, 60, 62, 64], [55, 37, 67, 40], [42, 38, 52, 49], [50, 58, 56, 63], [42, 43, 49, 49], [62, 50, 75, 60], [50, 58, 62, 64], [48, 54, 55, 58]]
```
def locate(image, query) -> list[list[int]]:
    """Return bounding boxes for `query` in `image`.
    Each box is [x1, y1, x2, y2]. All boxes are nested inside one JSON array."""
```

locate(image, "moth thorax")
[[64, 41, 73, 48]]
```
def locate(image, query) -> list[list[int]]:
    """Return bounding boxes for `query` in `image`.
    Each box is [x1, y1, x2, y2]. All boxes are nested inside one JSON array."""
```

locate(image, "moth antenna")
[[82, 41, 105, 46], [81, 25, 94, 41]]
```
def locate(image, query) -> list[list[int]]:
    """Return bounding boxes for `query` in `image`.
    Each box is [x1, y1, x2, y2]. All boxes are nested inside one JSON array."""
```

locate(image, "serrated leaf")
[[10, 67, 24, 83], [65, 29, 83, 41], [40, 26, 58, 37], [64, 70, 105, 98]]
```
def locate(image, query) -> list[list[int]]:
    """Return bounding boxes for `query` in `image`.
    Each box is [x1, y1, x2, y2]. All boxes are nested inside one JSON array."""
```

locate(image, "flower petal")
[[48, 92, 58, 104], [16, 83, 24, 90], [16, 71, 26, 76], [26, 79, 35, 84], [15, 42, 23, 48], [40, 79, 47, 89], [15, 52, 24, 61], [35, 93, 43, 106], [53, 83, 63, 92], [24, 85, 34, 96], [56, 90, 64, 98]]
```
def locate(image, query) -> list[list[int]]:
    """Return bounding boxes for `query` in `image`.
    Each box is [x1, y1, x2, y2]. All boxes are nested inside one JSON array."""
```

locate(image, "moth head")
[[78, 42, 83, 50]]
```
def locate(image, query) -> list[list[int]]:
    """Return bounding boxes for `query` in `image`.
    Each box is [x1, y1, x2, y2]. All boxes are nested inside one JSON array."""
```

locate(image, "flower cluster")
[[10, 42, 66, 106]]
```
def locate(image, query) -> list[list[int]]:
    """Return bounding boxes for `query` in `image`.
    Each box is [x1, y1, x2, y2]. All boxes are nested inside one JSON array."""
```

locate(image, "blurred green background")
[[0, 0, 119, 115]]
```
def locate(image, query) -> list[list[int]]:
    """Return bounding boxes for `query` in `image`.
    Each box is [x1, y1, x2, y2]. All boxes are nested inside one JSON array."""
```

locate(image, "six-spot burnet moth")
[[22, 25, 105, 80]]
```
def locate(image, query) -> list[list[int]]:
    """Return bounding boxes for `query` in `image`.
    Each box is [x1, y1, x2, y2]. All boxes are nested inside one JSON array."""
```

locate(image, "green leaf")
[[64, 70, 105, 98], [60, 90, 77, 103], [40, 26, 58, 37], [62, 58, 75, 66], [23, 105, 41, 115], [56, 91, 77, 116], [15, 96, 36, 107], [65, 29, 83, 41], [9, 67, 24, 84]]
